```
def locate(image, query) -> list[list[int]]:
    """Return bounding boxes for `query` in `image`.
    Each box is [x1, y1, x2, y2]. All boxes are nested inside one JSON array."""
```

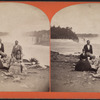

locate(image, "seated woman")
[[0, 54, 11, 71], [89, 56, 99, 69], [3, 50, 28, 78], [90, 56, 100, 77], [75, 50, 97, 71], [80, 49, 87, 60], [15, 50, 23, 61], [75, 54, 91, 71], [4, 50, 24, 77], [9, 50, 23, 74]]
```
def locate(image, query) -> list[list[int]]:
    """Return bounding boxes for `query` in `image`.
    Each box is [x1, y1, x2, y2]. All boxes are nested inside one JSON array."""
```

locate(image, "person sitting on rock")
[[3, 55, 24, 77], [89, 56, 100, 70], [0, 54, 11, 71], [90, 56, 100, 77], [0, 38, 6, 58], [80, 49, 87, 60], [15, 50, 23, 61], [75, 53, 97, 72], [75, 53, 91, 71]]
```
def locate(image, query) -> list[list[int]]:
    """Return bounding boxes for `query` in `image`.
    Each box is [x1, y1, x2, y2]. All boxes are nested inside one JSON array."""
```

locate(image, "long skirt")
[[75, 60, 91, 71]]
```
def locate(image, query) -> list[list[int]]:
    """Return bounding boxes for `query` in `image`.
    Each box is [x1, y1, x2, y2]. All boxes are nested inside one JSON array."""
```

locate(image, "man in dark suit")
[[0, 38, 5, 58], [83, 40, 93, 59]]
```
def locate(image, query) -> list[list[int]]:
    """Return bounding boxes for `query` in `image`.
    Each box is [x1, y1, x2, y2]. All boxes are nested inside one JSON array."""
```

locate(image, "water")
[[51, 37, 100, 57], [0, 35, 49, 66]]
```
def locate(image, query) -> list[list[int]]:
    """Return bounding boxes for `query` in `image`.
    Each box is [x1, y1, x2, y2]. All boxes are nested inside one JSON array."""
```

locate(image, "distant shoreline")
[[35, 42, 49, 46]]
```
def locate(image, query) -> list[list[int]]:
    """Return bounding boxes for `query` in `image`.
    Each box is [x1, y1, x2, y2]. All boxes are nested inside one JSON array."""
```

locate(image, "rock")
[[77, 75, 81, 78], [73, 63, 76, 66], [32, 62, 36, 65], [67, 75, 69, 77], [83, 71, 87, 76], [1, 74, 4, 77], [23, 59, 30, 62], [51, 51, 59, 61], [70, 81, 73, 84], [40, 65, 47, 69], [22, 66, 27, 75], [0, 81, 3, 83], [72, 65, 75, 68], [88, 82, 92, 85], [89, 75, 92, 78], [64, 60, 68, 62], [4, 76, 8, 79], [64, 80, 71, 85], [3, 72, 13, 77], [92, 78, 96, 81], [20, 84, 28, 88], [84, 77, 87, 80], [13, 77, 21, 82]]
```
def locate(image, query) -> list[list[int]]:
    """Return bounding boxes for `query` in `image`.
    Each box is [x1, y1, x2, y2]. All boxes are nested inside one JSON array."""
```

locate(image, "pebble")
[[1, 74, 4, 77], [32, 62, 36, 65], [13, 77, 21, 82], [67, 75, 69, 77], [88, 82, 92, 85], [83, 71, 87, 75], [20, 84, 28, 88], [84, 77, 87, 80], [0, 81, 3, 83], [72, 66, 75, 68], [77, 75, 81, 78], [92, 78, 96, 81], [4, 76, 8, 79], [64, 60, 68, 62], [89, 75, 92, 78]]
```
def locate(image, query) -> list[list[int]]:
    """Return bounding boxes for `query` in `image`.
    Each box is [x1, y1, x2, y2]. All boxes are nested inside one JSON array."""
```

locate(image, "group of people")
[[0, 39, 23, 76], [75, 40, 100, 74], [0, 39, 22, 59]]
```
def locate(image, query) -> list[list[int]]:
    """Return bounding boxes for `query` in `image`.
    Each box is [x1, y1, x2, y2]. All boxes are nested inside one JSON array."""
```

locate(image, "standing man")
[[83, 40, 93, 58], [11, 40, 22, 59]]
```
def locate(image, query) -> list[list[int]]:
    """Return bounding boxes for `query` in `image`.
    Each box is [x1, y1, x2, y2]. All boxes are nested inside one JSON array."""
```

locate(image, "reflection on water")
[[51, 37, 100, 57]]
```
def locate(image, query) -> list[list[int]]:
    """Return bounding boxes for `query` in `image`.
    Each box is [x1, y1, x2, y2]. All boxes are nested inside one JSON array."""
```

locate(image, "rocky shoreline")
[[51, 51, 100, 92], [51, 51, 79, 64]]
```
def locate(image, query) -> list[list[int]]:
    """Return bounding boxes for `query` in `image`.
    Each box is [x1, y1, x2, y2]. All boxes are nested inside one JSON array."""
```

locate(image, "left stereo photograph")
[[0, 2, 50, 92]]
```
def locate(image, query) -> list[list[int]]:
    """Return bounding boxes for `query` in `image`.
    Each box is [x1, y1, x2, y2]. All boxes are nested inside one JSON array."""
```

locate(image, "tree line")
[[51, 26, 79, 41]]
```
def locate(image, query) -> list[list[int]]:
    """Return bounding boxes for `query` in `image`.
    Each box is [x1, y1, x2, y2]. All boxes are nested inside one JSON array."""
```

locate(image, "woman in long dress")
[[9, 50, 23, 75], [75, 49, 97, 71]]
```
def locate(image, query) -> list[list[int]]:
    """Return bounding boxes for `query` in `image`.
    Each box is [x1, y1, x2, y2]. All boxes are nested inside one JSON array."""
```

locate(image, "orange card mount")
[[0, 1, 100, 99]]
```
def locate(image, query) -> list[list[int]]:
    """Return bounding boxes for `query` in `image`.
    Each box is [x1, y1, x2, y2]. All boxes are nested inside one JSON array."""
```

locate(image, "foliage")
[[51, 26, 79, 41]]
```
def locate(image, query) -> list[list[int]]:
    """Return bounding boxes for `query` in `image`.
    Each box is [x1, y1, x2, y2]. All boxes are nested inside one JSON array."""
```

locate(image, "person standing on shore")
[[11, 40, 22, 59], [83, 40, 93, 59]]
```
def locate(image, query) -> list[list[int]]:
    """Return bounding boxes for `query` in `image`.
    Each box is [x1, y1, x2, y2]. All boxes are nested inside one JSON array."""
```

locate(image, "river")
[[51, 37, 100, 57], [0, 35, 49, 67]]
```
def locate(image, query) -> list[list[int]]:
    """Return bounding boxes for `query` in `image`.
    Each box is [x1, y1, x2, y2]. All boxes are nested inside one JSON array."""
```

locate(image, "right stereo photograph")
[[51, 3, 100, 92]]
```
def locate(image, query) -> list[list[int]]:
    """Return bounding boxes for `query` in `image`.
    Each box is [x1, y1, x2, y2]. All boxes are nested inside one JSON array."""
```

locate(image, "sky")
[[0, 2, 50, 66], [51, 3, 100, 34], [0, 2, 49, 37]]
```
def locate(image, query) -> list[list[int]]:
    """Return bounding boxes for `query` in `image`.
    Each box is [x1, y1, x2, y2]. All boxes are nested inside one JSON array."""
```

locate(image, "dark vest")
[[83, 44, 93, 54]]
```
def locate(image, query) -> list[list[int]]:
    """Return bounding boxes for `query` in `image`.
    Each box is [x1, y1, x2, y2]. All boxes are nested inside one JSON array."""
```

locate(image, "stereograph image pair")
[[0, 2, 99, 92]]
